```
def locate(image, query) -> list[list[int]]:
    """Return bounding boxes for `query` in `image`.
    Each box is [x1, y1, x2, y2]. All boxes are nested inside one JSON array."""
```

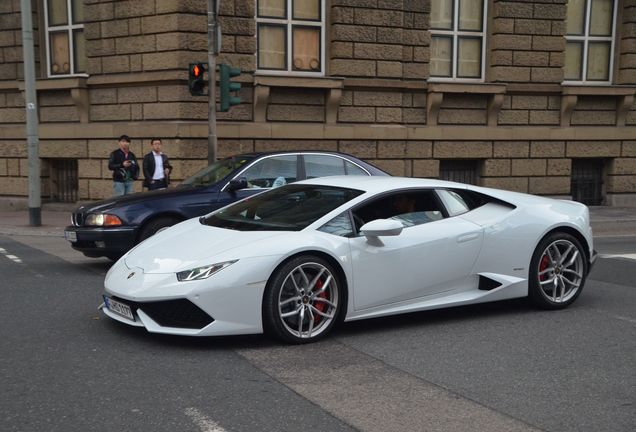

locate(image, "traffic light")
[[219, 63, 241, 112], [188, 62, 206, 96]]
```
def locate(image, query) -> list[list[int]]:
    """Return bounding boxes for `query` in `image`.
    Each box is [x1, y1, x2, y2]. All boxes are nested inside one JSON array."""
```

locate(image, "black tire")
[[263, 255, 342, 344], [138, 216, 181, 242], [529, 232, 588, 310]]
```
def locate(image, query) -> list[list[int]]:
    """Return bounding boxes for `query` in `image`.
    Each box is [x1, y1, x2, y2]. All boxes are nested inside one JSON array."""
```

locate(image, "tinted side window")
[[240, 155, 297, 188], [345, 160, 369, 175], [204, 185, 363, 232], [437, 189, 470, 216], [352, 190, 445, 232], [304, 155, 345, 178], [318, 212, 354, 237]]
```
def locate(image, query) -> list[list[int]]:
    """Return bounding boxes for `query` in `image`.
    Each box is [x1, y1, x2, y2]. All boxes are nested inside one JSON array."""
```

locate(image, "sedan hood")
[[124, 218, 281, 274], [74, 186, 203, 214]]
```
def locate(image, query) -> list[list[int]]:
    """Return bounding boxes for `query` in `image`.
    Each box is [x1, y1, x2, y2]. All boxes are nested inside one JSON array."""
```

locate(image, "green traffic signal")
[[219, 63, 241, 112], [188, 63, 206, 96]]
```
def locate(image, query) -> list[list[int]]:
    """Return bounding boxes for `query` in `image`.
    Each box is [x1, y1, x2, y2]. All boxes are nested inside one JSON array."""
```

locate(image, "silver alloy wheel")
[[277, 262, 338, 339], [537, 239, 584, 303]]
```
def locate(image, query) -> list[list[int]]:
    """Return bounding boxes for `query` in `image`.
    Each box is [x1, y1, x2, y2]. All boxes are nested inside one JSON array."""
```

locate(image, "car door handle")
[[457, 233, 480, 243]]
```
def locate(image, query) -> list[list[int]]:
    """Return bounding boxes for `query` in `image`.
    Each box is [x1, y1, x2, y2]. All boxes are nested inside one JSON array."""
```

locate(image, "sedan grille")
[[72, 212, 85, 226], [112, 297, 214, 329]]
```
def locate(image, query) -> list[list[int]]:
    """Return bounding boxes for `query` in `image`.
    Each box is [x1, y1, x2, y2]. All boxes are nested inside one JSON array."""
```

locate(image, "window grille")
[[49, 158, 78, 203], [571, 159, 604, 205], [439, 159, 479, 185]]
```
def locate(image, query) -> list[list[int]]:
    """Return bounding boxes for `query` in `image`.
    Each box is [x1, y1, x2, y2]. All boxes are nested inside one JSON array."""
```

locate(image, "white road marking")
[[6, 254, 22, 263], [600, 253, 636, 260], [184, 407, 227, 432], [0, 248, 23, 264]]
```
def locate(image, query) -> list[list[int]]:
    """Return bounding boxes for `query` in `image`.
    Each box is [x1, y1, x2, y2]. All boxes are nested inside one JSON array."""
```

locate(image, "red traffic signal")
[[188, 63, 206, 96]]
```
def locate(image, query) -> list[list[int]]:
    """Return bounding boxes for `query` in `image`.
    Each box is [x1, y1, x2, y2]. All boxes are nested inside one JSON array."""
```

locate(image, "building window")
[[47, 158, 78, 202], [256, 0, 324, 75], [429, 0, 487, 80], [571, 159, 604, 205], [44, 0, 86, 77], [439, 159, 480, 185], [564, 0, 617, 83]]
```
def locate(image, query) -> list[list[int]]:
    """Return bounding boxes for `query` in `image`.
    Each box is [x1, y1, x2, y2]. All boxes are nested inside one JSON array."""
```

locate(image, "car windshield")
[[180, 155, 255, 187], [201, 184, 364, 231]]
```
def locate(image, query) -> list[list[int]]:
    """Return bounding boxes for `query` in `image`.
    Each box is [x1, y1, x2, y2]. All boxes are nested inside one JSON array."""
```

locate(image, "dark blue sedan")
[[64, 151, 387, 259]]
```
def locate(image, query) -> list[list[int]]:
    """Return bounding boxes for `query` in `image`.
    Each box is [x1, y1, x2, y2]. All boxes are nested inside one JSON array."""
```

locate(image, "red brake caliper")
[[313, 278, 328, 323], [539, 255, 549, 281]]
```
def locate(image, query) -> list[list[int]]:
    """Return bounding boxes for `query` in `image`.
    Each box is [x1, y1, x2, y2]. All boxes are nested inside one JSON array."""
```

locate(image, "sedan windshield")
[[180, 155, 255, 187], [202, 184, 364, 231]]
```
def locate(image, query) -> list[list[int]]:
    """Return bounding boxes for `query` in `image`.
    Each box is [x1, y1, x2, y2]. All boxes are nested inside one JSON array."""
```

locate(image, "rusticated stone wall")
[[618, 0, 636, 84], [329, 0, 429, 80], [0, 0, 635, 204], [330, 0, 429, 124], [83, 0, 210, 122], [498, 94, 561, 125], [490, 0, 567, 83]]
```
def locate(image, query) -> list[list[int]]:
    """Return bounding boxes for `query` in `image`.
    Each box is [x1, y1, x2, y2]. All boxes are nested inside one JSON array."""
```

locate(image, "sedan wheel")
[[264, 256, 341, 344], [139, 216, 180, 242], [529, 233, 587, 309]]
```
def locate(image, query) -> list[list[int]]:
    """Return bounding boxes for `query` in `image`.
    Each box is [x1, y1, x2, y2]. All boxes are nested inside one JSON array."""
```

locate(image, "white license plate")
[[103, 296, 135, 321], [64, 230, 77, 242]]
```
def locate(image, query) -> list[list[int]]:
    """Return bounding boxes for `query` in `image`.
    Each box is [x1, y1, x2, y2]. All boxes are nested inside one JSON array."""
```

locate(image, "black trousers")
[[147, 179, 167, 190]]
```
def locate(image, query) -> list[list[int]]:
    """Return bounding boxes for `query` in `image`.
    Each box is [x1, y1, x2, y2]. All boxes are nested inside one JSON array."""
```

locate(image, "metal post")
[[20, 0, 41, 226], [207, 0, 218, 164]]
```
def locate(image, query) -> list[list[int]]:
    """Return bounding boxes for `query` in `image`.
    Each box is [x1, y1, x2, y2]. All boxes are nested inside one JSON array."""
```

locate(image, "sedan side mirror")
[[360, 219, 403, 238], [227, 177, 248, 192]]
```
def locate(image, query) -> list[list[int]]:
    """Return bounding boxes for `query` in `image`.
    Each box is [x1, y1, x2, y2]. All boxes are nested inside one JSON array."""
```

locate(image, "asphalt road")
[[0, 234, 634, 432]]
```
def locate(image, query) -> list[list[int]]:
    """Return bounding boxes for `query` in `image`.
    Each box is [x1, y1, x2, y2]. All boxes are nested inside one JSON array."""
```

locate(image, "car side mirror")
[[227, 177, 248, 192], [360, 219, 403, 238]]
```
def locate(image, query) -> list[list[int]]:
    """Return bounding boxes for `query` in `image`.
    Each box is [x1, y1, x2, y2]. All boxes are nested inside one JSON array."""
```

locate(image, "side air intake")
[[479, 275, 503, 291]]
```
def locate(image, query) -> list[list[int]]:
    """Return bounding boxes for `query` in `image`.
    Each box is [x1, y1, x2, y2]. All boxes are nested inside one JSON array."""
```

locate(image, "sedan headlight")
[[85, 213, 122, 226], [176, 260, 238, 282]]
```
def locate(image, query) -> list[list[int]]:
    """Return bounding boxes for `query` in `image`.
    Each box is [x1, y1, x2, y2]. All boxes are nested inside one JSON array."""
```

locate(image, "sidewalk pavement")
[[0, 204, 634, 238]]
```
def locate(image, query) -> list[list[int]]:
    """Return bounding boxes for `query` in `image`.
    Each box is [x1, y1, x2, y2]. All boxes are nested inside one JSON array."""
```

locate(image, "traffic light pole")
[[207, 0, 218, 164], [20, 0, 41, 226]]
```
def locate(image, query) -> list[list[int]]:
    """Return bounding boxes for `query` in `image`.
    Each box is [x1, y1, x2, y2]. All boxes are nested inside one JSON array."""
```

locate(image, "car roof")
[[296, 175, 470, 194], [228, 150, 389, 176], [231, 150, 363, 159]]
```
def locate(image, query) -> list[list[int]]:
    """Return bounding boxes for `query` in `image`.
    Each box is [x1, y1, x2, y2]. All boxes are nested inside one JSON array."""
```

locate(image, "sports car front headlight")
[[85, 213, 122, 227], [176, 260, 238, 282]]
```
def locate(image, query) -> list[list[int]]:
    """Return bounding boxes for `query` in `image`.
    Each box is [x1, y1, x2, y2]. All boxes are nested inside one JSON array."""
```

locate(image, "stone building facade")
[[0, 0, 635, 205]]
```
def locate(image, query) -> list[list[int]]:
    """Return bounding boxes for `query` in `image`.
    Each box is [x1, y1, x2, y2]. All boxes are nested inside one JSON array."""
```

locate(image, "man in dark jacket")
[[142, 138, 172, 190], [108, 135, 139, 196]]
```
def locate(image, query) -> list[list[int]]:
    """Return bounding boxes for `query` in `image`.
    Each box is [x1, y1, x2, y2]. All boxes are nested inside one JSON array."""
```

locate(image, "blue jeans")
[[113, 180, 134, 196]]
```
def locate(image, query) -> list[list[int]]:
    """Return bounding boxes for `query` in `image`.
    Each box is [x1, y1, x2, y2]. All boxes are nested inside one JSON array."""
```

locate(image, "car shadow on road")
[[100, 317, 278, 350], [99, 298, 539, 350], [333, 298, 536, 338]]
